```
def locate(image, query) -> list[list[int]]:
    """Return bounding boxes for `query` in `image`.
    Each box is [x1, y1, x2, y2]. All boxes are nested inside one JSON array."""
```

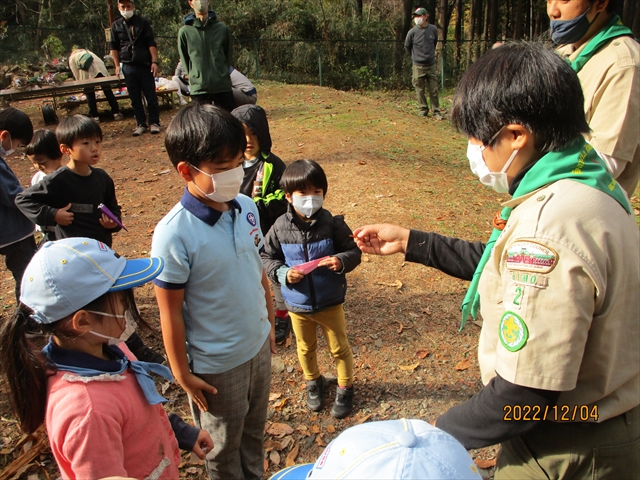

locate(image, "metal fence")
[[1, 25, 494, 90]]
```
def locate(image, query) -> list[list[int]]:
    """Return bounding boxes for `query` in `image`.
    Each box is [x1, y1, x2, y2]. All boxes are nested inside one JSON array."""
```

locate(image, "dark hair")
[[451, 41, 589, 152], [25, 129, 63, 161], [0, 107, 34, 145], [0, 289, 145, 433], [281, 159, 328, 195], [165, 103, 246, 168], [55, 115, 103, 147]]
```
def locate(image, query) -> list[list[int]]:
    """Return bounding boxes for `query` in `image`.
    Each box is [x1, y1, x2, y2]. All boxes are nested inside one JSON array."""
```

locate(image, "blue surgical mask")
[[550, 6, 598, 45]]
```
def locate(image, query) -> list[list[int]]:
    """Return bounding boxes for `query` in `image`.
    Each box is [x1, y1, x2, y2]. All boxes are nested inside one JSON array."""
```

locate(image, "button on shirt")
[[151, 189, 270, 374]]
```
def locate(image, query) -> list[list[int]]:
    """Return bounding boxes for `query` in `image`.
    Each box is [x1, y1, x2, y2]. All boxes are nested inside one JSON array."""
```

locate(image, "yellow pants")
[[289, 303, 353, 387]]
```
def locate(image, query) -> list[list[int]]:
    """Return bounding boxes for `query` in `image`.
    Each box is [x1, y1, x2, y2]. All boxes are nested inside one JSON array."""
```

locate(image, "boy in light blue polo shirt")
[[151, 104, 276, 480]]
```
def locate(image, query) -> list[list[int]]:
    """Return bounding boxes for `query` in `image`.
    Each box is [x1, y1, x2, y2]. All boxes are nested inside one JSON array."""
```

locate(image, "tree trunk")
[[356, 0, 363, 19], [454, 0, 463, 63], [488, 0, 499, 42], [482, 0, 490, 40], [467, 0, 476, 62], [394, 0, 414, 77], [514, 0, 524, 39]]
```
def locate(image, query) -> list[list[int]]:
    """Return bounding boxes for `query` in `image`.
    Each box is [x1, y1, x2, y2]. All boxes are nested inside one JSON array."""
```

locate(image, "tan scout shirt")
[[558, 36, 640, 198], [477, 179, 639, 422], [68, 49, 110, 82]]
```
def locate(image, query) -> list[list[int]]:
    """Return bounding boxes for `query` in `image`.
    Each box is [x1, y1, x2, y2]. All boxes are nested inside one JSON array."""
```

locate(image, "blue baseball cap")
[[20, 237, 163, 324], [270, 419, 481, 480]]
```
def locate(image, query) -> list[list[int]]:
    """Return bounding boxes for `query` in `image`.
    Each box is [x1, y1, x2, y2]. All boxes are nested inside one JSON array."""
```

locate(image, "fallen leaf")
[[285, 444, 299, 467], [264, 458, 269, 471], [274, 398, 288, 411], [358, 160, 367, 165], [280, 436, 293, 450], [315, 434, 327, 447], [455, 359, 471, 371], [474, 457, 497, 468], [327, 425, 335, 433], [269, 392, 282, 401], [264, 440, 282, 452], [416, 350, 430, 359], [311, 425, 320, 434], [399, 362, 420, 371], [296, 424, 308, 432], [185, 466, 199, 474], [267, 423, 294, 437], [270, 450, 281, 465], [377, 280, 403, 289], [361, 345, 367, 353]]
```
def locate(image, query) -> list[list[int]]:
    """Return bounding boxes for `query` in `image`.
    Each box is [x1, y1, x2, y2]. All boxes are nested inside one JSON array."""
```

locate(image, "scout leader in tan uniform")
[[549, 0, 640, 197], [353, 42, 639, 479]]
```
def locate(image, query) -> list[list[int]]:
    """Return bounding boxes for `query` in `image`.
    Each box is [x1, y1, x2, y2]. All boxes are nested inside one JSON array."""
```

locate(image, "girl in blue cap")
[[0, 237, 213, 479]]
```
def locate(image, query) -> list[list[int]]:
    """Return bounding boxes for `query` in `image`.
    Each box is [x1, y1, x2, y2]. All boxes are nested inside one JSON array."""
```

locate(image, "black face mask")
[[550, 6, 599, 45]]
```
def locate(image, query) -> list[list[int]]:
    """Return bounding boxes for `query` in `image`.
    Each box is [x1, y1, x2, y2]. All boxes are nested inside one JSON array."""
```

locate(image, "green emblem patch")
[[499, 311, 528, 352]]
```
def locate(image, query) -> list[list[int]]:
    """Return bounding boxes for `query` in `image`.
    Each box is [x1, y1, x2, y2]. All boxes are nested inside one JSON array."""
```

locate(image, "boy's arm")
[[260, 226, 286, 284], [14, 179, 60, 227], [0, 161, 24, 207], [331, 215, 362, 274], [154, 286, 217, 412], [261, 268, 277, 353]]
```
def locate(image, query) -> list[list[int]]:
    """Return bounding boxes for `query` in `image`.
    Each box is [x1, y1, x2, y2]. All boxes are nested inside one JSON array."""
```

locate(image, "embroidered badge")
[[499, 311, 528, 352], [247, 212, 257, 226], [506, 241, 558, 274], [510, 271, 548, 289]]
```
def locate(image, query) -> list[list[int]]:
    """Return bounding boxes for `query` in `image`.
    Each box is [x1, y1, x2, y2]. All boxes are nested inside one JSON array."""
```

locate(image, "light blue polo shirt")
[[151, 188, 270, 374]]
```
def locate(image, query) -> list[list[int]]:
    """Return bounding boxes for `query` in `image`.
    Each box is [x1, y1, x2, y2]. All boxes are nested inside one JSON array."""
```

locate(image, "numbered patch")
[[506, 241, 558, 274], [499, 311, 529, 352]]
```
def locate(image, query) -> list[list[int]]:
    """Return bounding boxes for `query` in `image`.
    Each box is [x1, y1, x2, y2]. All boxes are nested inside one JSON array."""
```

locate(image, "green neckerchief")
[[459, 138, 631, 330], [570, 15, 635, 73]]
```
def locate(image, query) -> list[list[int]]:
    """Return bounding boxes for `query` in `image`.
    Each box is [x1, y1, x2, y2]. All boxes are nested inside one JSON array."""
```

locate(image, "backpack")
[[77, 52, 94, 71]]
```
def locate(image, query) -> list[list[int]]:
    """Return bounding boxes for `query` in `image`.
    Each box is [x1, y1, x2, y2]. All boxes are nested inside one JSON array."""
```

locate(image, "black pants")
[[84, 73, 120, 117], [191, 91, 237, 112], [122, 63, 160, 127], [0, 235, 36, 302]]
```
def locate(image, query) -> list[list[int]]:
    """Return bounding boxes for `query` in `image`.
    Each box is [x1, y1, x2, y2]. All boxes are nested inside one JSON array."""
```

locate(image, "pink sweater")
[[45, 346, 181, 479]]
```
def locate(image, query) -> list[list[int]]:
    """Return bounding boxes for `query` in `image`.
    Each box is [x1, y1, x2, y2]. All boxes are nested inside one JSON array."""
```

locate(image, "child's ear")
[[59, 144, 72, 156], [285, 192, 293, 204], [70, 310, 93, 333], [176, 161, 195, 182]]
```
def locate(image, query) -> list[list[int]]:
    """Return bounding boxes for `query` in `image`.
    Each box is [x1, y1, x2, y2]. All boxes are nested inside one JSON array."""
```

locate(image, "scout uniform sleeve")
[[151, 224, 190, 288]]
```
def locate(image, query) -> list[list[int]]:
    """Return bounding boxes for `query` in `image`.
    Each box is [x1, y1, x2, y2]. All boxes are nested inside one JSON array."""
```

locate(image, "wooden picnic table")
[[0, 76, 177, 122]]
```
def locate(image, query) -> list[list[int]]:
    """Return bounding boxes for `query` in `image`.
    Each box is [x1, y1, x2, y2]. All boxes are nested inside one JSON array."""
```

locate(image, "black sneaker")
[[125, 332, 166, 364], [331, 386, 354, 419], [306, 375, 326, 412], [275, 314, 291, 343]]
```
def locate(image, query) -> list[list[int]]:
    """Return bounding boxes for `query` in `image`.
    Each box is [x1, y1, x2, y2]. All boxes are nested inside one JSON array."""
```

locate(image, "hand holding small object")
[[192, 429, 214, 460]]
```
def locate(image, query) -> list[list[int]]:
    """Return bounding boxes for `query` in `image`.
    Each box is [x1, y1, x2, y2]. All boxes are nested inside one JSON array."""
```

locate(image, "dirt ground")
[[0, 80, 578, 478]]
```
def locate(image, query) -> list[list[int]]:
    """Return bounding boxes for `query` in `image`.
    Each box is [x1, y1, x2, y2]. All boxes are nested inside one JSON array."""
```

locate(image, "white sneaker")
[[132, 125, 147, 136], [113, 113, 124, 121], [179, 98, 188, 106]]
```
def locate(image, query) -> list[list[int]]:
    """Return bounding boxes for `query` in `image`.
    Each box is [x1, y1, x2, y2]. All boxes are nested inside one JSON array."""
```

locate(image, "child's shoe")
[[331, 386, 354, 419], [306, 375, 326, 411], [275, 312, 291, 343]]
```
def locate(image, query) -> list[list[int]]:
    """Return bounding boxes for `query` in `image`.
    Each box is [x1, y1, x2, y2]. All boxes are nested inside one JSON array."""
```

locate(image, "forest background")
[[2, 0, 640, 91]]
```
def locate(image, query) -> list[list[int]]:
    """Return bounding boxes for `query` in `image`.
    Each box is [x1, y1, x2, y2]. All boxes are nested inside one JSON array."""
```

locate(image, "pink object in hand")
[[293, 256, 330, 275], [97, 203, 128, 231]]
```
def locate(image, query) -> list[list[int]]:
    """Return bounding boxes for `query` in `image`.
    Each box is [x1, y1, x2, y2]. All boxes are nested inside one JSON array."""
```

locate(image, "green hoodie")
[[178, 11, 232, 95]]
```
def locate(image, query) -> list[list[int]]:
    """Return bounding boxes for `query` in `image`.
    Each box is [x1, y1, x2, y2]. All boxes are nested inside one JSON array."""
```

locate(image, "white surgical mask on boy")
[[120, 9, 134, 19], [87, 309, 137, 345], [0, 132, 15, 157], [190, 164, 244, 203], [466, 129, 519, 194], [292, 195, 324, 218]]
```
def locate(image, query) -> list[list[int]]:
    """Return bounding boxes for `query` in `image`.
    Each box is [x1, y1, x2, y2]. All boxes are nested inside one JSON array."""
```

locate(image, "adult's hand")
[[352, 224, 410, 256], [150, 63, 159, 76], [114, 64, 121, 77]]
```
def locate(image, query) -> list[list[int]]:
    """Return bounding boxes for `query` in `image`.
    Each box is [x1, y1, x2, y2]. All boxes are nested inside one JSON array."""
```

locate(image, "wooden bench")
[[57, 87, 178, 113], [0, 76, 178, 123]]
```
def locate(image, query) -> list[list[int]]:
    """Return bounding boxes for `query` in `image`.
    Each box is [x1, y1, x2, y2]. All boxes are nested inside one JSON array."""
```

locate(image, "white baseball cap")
[[20, 237, 163, 324], [270, 418, 481, 480]]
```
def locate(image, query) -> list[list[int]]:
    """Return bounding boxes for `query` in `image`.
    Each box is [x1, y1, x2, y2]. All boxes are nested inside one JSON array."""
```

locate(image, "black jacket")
[[233, 104, 288, 235], [110, 15, 156, 65]]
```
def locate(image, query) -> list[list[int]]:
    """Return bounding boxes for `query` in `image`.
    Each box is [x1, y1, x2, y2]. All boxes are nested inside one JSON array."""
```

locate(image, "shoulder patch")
[[499, 311, 528, 352], [506, 240, 558, 274], [247, 212, 257, 227]]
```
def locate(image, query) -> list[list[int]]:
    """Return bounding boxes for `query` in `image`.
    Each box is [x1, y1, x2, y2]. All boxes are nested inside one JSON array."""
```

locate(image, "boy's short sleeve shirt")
[[151, 189, 270, 374]]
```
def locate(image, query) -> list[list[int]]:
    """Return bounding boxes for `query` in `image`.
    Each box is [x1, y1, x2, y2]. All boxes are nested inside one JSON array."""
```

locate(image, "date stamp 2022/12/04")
[[503, 404, 599, 422]]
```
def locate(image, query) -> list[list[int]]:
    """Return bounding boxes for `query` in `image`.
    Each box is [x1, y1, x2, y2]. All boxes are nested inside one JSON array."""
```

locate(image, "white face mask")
[[0, 132, 14, 157], [414, 17, 424, 26], [190, 164, 244, 202], [466, 140, 519, 194], [192, 0, 208, 15], [87, 310, 137, 345], [120, 9, 134, 19], [292, 195, 324, 218]]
